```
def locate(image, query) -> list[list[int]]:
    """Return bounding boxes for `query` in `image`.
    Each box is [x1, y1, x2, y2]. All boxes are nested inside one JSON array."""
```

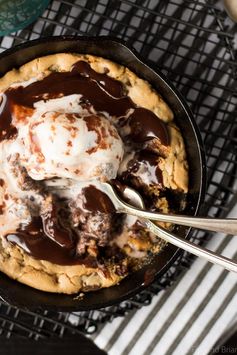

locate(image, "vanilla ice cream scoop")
[[20, 111, 124, 181]]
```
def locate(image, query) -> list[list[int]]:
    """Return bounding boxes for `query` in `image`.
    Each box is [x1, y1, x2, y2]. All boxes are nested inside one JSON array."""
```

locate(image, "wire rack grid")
[[0, 0, 236, 338]]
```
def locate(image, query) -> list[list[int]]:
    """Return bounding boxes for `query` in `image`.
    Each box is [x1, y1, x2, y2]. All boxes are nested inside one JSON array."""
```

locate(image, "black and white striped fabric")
[[92, 207, 237, 354]]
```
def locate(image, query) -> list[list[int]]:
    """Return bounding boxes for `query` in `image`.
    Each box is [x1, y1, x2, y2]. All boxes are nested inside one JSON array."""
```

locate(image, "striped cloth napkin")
[[91, 206, 237, 355]]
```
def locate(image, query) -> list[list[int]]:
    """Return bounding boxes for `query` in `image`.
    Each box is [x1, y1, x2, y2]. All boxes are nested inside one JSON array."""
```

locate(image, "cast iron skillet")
[[0, 36, 206, 311]]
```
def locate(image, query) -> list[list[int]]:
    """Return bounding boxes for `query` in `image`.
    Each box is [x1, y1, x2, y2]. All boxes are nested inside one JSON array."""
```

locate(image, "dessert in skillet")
[[0, 54, 188, 294]]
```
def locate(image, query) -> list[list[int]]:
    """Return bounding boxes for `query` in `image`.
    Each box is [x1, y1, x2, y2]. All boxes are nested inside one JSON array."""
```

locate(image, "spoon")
[[46, 180, 237, 271], [106, 183, 237, 273], [102, 183, 237, 236], [46, 179, 237, 235]]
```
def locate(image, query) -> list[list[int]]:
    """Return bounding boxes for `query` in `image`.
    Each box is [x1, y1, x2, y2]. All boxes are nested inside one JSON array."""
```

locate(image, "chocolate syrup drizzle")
[[82, 185, 116, 214], [121, 150, 163, 187], [1, 60, 170, 265], [6, 218, 96, 266], [0, 61, 169, 145]]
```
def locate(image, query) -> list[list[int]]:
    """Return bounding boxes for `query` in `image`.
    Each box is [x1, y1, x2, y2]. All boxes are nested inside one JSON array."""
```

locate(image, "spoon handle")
[[120, 203, 237, 236], [146, 220, 237, 273]]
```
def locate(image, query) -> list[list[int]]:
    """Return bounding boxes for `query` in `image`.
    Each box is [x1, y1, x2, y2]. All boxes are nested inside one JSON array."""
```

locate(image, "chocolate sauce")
[[72, 61, 125, 98], [82, 185, 115, 214], [0, 95, 17, 141], [41, 205, 73, 249], [0, 203, 5, 215], [0, 178, 4, 187], [2, 65, 134, 116], [6, 217, 97, 266], [6, 187, 115, 265], [128, 108, 170, 146], [0, 60, 169, 146], [122, 150, 163, 187]]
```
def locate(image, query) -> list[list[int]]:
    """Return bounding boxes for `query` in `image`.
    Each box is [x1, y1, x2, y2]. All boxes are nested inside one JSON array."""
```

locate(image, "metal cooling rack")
[[0, 0, 236, 338]]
